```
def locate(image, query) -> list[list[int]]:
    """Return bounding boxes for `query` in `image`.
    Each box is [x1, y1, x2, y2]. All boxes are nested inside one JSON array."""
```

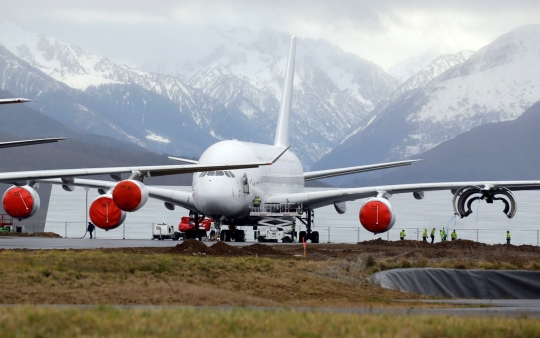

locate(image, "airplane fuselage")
[[192, 140, 303, 218]]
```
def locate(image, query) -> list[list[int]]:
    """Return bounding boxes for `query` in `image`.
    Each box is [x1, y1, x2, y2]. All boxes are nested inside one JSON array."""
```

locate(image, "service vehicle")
[[152, 223, 179, 240]]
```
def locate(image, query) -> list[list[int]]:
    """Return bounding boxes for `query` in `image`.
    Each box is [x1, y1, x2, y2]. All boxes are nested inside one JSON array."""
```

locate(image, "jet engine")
[[89, 194, 126, 230], [112, 179, 149, 212], [359, 197, 396, 234], [452, 186, 517, 219], [2, 185, 40, 220]]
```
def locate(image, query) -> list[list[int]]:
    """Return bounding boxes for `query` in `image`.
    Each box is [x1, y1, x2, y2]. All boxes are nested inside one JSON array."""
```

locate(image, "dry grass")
[[0, 249, 420, 308], [1, 306, 540, 338]]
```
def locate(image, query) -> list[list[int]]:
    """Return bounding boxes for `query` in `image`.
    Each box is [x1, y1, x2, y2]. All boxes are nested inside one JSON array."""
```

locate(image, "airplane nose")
[[194, 177, 245, 216]]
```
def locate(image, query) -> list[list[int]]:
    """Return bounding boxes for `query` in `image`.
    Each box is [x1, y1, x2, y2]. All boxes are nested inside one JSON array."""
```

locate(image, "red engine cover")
[[3, 186, 39, 220], [200, 219, 212, 232], [359, 198, 395, 233], [112, 180, 148, 212], [178, 216, 213, 232], [89, 195, 126, 230]]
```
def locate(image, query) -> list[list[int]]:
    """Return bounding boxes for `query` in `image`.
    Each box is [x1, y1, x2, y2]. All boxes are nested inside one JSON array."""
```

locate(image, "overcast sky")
[[2, 0, 540, 71]]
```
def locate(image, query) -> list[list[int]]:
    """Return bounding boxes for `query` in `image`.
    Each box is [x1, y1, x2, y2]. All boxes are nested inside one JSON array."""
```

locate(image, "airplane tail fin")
[[274, 36, 296, 147]]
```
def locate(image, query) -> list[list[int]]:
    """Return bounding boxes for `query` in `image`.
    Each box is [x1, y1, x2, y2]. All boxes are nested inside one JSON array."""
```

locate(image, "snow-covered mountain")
[[314, 25, 540, 181], [387, 48, 452, 83], [0, 22, 398, 166], [339, 50, 475, 147], [390, 50, 475, 99], [142, 29, 399, 163]]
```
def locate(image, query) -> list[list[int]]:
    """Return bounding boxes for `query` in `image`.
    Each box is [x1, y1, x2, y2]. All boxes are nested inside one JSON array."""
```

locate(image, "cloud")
[[2, 0, 540, 69]]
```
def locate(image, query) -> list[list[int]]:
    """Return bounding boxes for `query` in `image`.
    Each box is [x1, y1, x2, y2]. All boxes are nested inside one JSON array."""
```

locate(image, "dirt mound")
[[0, 232, 62, 238], [168, 240, 292, 257], [358, 239, 429, 248], [357, 238, 389, 245], [491, 244, 540, 253], [36, 232, 62, 238], [210, 241, 243, 256], [242, 244, 289, 256], [168, 239, 215, 255], [435, 239, 487, 249]]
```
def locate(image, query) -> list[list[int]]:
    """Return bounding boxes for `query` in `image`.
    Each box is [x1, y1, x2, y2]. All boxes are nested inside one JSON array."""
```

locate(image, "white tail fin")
[[274, 36, 296, 147]]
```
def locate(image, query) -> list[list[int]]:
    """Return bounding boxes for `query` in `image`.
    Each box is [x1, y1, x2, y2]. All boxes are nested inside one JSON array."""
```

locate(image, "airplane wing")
[[266, 181, 540, 209], [0, 137, 67, 149], [304, 160, 421, 180], [39, 178, 197, 211], [0, 146, 289, 184], [0, 98, 32, 105]]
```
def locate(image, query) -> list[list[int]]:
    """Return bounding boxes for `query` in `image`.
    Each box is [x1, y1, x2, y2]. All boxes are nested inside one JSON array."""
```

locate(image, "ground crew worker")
[[439, 229, 443, 242], [400, 230, 406, 240], [443, 229, 447, 241], [422, 228, 428, 242], [451, 230, 457, 241], [253, 196, 261, 207], [87, 222, 95, 239], [291, 221, 296, 242], [430, 228, 435, 243], [507, 231, 511, 245]]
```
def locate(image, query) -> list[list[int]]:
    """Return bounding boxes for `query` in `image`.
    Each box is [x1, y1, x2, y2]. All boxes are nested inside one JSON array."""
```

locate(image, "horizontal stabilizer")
[[304, 159, 421, 181], [168, 156, 198, 164]]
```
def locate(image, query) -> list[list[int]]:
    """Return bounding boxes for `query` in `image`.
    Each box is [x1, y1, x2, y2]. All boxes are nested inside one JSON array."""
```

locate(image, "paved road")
[[0, 303, 539, 317]]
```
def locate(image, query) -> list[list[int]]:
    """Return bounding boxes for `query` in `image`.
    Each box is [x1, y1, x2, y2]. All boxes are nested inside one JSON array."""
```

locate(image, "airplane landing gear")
[[212, 216, 225, 241], [296, 209, 319, 243]]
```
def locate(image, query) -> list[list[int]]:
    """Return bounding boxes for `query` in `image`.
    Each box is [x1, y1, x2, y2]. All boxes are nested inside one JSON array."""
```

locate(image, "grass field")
[[0, 249, 416, 307], [1, 306, 539, 338], [2, 243, 540, 337]]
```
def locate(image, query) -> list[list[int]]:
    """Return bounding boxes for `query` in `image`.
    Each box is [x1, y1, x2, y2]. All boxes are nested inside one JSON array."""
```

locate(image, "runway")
[[0, 236, 258, 249]]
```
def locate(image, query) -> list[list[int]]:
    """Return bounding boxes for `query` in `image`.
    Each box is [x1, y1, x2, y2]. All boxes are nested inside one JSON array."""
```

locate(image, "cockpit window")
[[199, 172, 207, 177], [228, 171, 235, 177], [207, 171, 215, 176], [216, 171, 225, 176], [224, 171, 231, 177]]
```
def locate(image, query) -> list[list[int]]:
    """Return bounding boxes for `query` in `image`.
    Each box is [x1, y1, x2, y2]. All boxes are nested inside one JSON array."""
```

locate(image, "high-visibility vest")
[[431, 229, 435, 236], [507, 233, 511, 239], [423, 229, 427, 237], [400, 231, 405, 238], [451, 232, 457, 240]]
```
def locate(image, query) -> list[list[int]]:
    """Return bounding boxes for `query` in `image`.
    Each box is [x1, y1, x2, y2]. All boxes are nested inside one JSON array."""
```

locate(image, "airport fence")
[[7, 221, 540, 246], [303, 226, 540, 246]]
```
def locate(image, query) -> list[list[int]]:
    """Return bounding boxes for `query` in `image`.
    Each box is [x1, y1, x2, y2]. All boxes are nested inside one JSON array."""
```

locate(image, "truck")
[[255, 225, 294, 243], [0, 214, 13, 233], [152, 223, 179, 240]]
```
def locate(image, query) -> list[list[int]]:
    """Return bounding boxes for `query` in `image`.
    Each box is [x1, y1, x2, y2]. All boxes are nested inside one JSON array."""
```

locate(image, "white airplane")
[[0, 37, 538, 242]]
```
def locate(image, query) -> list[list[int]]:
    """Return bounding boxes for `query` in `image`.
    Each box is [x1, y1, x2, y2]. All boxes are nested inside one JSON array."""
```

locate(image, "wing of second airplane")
[[0, 137, 67, 149], [0, 98, 32, 105], [0, 146, 289, 183]]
